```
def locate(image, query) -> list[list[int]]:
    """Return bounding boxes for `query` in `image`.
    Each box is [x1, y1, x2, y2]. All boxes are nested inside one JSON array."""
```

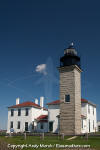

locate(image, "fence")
[[1, 131, 100, 138]]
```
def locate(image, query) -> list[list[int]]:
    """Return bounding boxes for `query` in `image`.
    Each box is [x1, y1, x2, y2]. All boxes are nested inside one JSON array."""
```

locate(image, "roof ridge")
[[47, 99, 96, 107], [8, 101, 41, 109]]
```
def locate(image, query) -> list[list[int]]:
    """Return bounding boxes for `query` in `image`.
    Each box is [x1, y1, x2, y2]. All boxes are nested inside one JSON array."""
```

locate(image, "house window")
[[25, 122, 28, 131], [10, 121, 13, 129], [25, 108, 29, 116], [49, 122, 53, 132], [93, 120, 94, 130], [32, 122, 34, 130], [88, 105, 90, 114], [17, 121, 20, 129], [18, 109, 21, 116], [65, 95, 70, 103], [82, 119, 83, 129], [89, 119, 90, 132], [93, 107, 94, 115], [11, 109, 14, 116], [40, 123, 44, 129], [98, 125, 100, 131]]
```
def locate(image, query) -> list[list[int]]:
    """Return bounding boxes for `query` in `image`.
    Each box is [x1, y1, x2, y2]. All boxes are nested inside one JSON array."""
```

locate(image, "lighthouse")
[[58, 43, 82, 135]]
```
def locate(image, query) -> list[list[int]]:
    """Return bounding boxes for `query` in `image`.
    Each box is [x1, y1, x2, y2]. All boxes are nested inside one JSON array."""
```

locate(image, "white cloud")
[[36, 64, 47, 75]]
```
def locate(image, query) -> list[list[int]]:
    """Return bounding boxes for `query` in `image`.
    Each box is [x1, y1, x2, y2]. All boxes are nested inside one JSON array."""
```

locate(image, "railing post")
[[58, 132, 60, 139], [62, 133, 64, 140], [42, 132, 44, 140], [86, 132, 88, 141], [24, 132, 26, 140], [9, 132, 12, 137]]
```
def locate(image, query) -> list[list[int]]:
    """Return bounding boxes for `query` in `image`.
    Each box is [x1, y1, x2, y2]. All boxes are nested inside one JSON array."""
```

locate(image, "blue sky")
[[0, 0, 100, 129]]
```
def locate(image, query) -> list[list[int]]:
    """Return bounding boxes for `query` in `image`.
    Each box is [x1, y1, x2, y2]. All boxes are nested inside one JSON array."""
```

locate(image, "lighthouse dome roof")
[[64, 43, 77, 56]]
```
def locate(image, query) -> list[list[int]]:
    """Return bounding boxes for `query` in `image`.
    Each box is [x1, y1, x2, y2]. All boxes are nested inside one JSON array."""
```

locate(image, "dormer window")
[[65, 95, 70, 103], [11, 109, 14, 116], [18, 109, 21, 116], [25, 108, 29, 116]]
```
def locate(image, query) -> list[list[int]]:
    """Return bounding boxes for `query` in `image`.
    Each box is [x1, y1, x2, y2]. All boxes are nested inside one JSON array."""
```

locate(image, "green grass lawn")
[[0, 135, 100, 150]]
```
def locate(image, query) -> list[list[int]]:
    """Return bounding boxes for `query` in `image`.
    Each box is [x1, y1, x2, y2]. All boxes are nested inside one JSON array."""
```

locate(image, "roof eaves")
[[87, 101, 96, 107]]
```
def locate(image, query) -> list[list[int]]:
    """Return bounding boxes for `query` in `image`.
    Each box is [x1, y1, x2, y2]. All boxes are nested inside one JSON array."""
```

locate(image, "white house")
[[47, 100, 60, 133], [7, 97, 48, 133], [47, 99, 97, 134], [97, 121, 100, 132], [7, 97, 97, 134], [81, 99, 97, 133]]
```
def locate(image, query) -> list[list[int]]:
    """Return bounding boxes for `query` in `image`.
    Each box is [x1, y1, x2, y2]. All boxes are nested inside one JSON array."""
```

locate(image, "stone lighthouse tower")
[[58, 43, 82, 135]]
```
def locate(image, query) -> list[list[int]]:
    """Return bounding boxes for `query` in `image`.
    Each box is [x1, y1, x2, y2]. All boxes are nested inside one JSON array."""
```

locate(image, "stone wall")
[[58, 65, 82, 135]]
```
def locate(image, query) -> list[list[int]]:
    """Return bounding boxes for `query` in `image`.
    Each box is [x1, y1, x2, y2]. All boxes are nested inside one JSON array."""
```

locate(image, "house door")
[[49, 122, 53, 132], [25, 122, 28, 131]]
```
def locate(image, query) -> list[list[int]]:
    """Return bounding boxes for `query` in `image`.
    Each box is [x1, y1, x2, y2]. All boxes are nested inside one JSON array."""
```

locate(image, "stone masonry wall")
[[59, 65, 82, 135]]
